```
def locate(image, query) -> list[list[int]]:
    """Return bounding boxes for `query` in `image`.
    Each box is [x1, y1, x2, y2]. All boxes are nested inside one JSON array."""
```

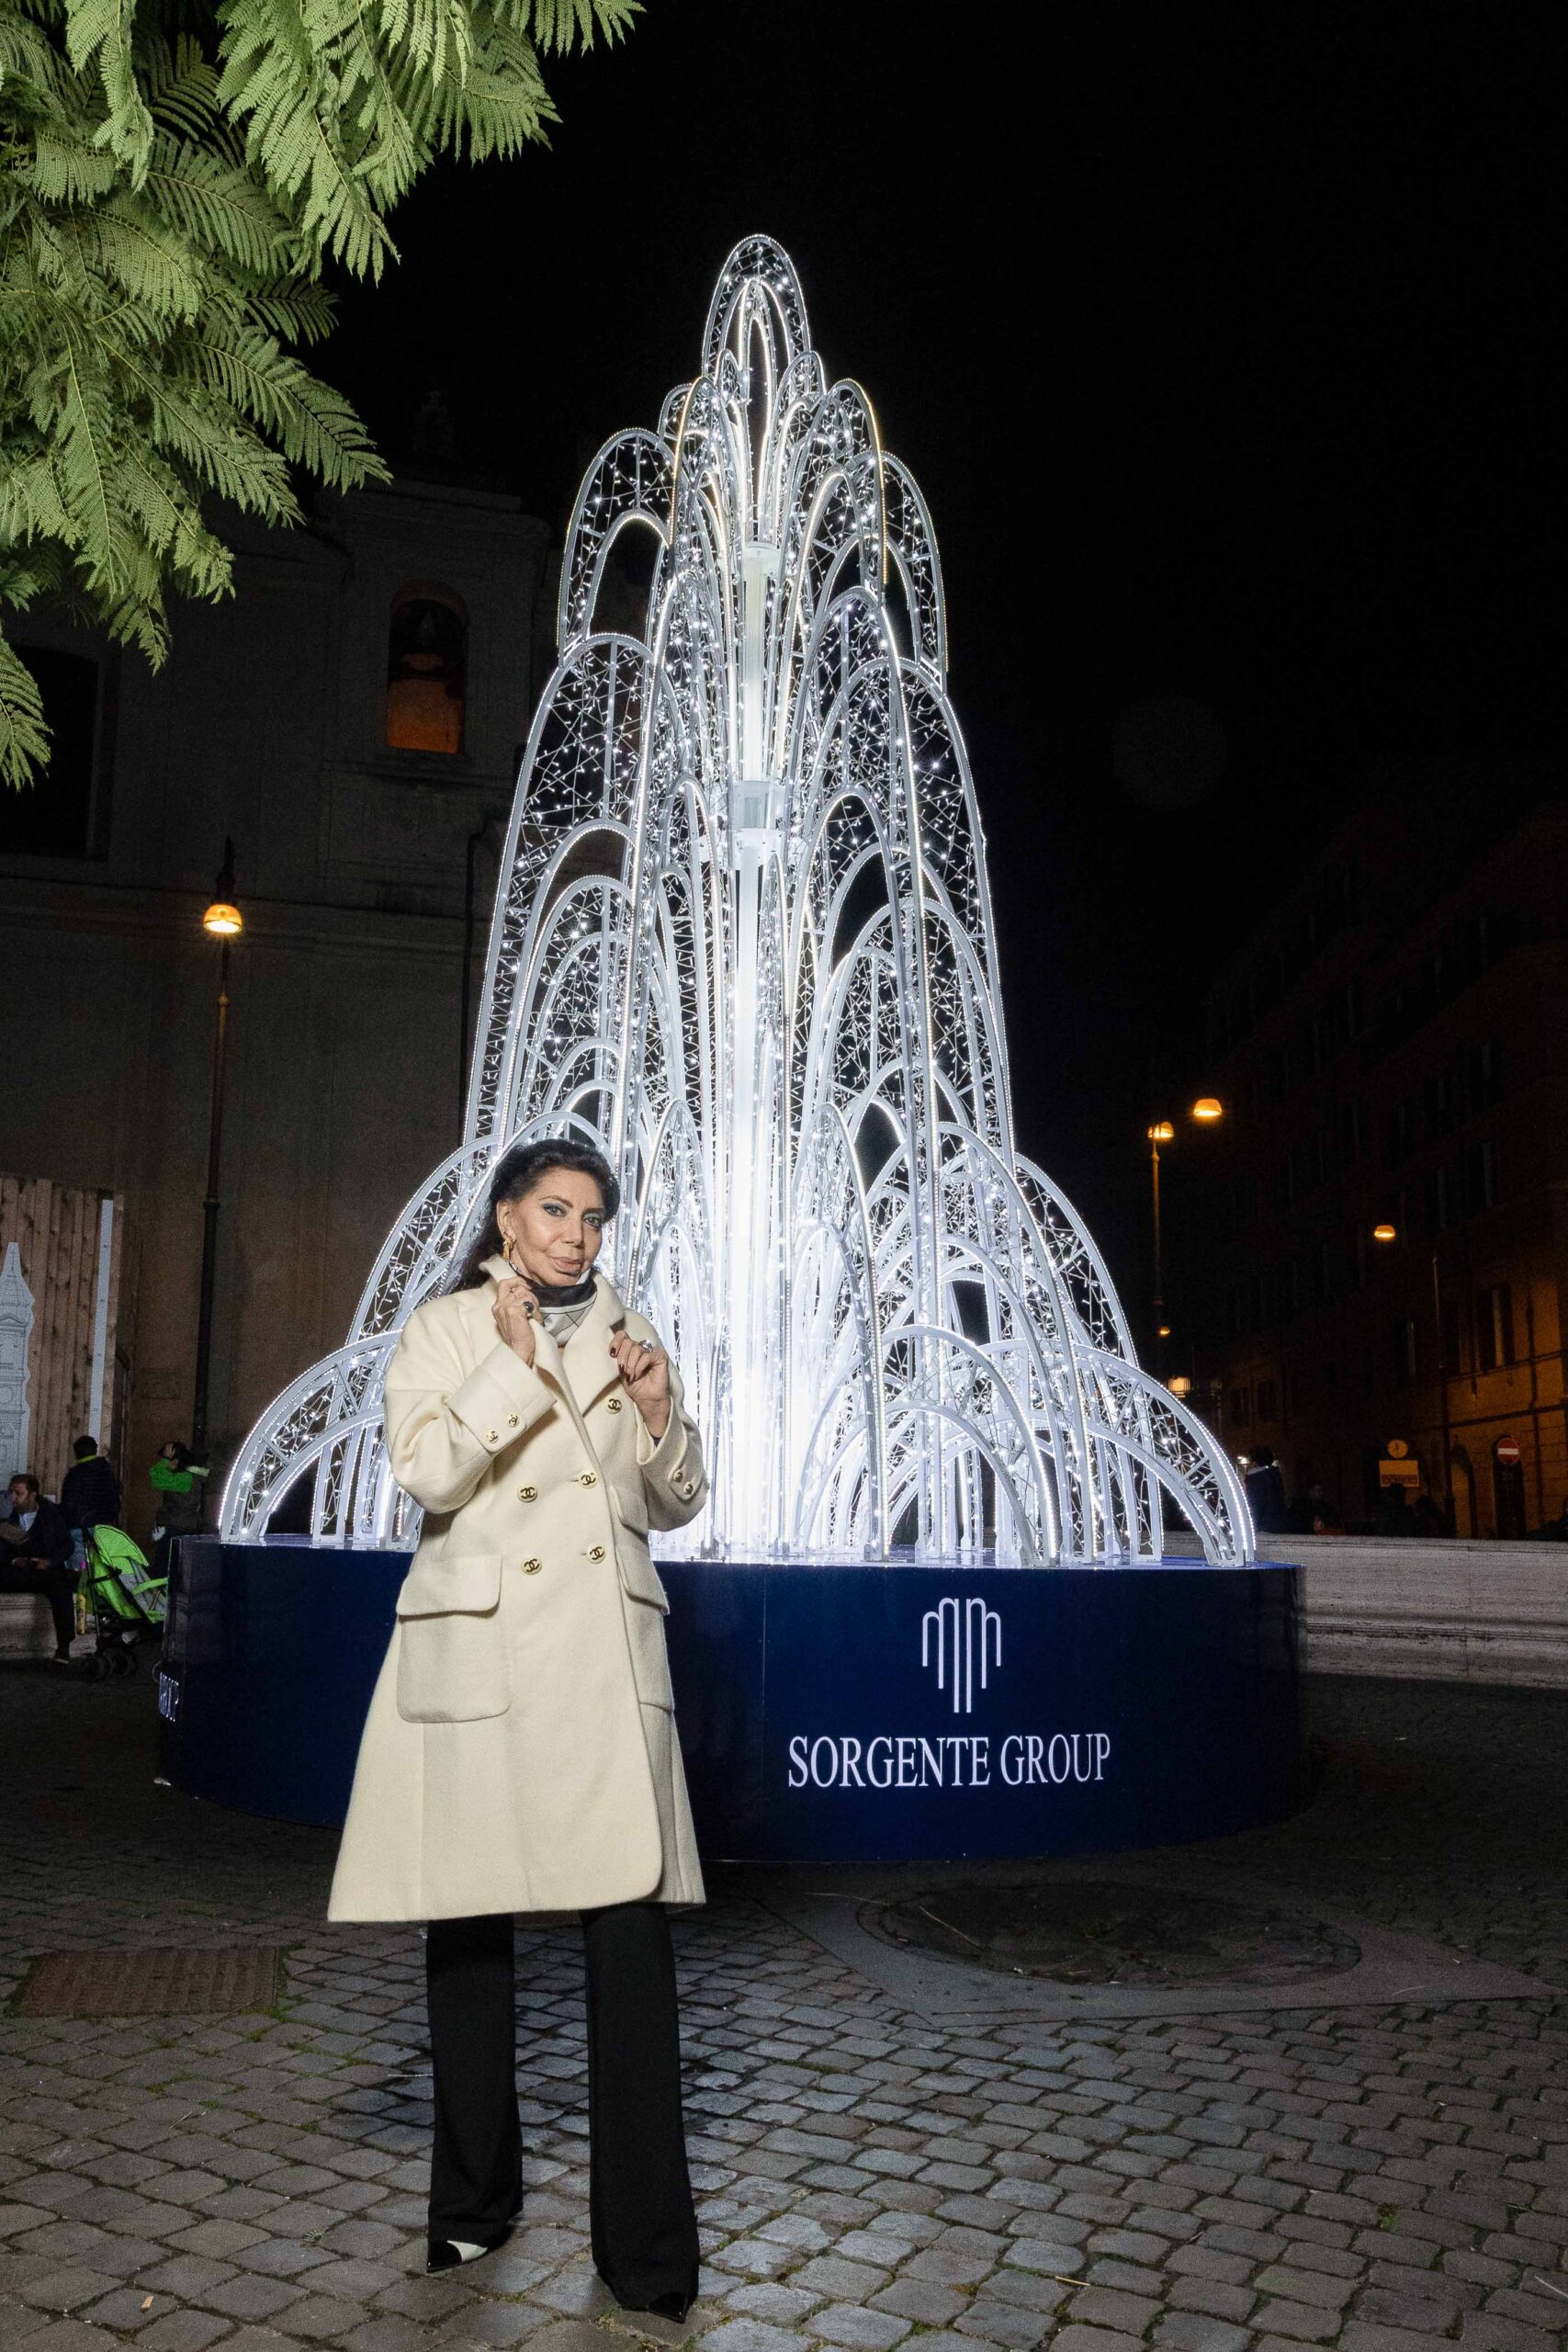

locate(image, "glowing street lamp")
[[1370, 1221, 1454, 1525], [192, 839, 241, 1471], [1146, 1102, 1221, 1361]]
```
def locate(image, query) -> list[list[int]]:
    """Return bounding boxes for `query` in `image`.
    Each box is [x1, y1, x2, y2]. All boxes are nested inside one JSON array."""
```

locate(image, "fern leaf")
[[94, 198, 206, 316], [28, 129, 120, 203], [62, 0, 154, 174], [0, 634, 52, 791], [517, 0, 638, 51], [141, 147, 298, 275]]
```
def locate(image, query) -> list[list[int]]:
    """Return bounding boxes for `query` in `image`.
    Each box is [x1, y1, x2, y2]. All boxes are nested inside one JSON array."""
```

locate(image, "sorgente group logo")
[[921, 1594, 1002, 1715], [783, 1593, 1111, 1792]]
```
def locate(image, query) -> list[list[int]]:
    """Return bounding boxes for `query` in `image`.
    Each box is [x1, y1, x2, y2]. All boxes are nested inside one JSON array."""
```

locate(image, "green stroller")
[[81, 1526, 167, 1677]]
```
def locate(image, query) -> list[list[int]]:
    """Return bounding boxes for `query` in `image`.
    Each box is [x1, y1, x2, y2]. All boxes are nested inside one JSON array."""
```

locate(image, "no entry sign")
[[1494, 1433, 1521, 1465]]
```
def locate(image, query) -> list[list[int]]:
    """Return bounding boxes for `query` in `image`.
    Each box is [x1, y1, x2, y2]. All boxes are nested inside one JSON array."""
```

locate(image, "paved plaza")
[[2, 1668, 1565, 2352]]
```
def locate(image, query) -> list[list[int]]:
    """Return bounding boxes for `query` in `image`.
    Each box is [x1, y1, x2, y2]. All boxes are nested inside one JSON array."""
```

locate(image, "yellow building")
[[1190, 790, 1568, 1537]]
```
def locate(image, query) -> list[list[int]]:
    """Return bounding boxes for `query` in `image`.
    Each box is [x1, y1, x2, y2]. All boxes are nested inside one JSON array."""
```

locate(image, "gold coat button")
[[579, 1471, 598, 1487], [519, 1484, 537, 1501], [486, 1429, 499, 1442], [588, 1544, 606, 1562], [523, 1557, 542, 1575], [506, 1413, 519, 1428], [606, 1398, 623, 1413]]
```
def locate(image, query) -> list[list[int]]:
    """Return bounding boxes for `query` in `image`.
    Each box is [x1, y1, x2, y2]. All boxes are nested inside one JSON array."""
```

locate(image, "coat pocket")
[[394, 1553, 510, 1724], [614, 1528, 670, 1614], [396, 1549, 504, 1618], [609, 1482, 649, 1535]]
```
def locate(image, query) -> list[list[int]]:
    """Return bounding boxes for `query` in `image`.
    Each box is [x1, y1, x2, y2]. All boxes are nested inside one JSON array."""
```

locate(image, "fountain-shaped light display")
[[225, 237, 1254, 1568]]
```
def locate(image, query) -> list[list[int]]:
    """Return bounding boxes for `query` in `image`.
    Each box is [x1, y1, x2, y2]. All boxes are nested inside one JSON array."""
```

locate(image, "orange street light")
[[1190, 1096, 1224, 1122], [1372, 1222, 1397, 1243], [1147, 1120, 1175, 1144], [193, 838, 241, 1467]]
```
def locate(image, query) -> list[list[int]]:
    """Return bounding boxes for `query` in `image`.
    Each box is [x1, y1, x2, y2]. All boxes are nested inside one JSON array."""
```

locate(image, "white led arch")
[[224, 236, 1254, 1568]]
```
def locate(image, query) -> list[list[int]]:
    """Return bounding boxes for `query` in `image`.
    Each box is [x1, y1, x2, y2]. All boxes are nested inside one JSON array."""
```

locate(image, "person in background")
[[149, 1441, 210, 1575], [1243, 1445, 1288, 1536], [1303, 1481, 1341, 1534], [1372, 1484, 1416, 1538], [62, 1435, 121, 1537], [0, 1473, 78, 1662]]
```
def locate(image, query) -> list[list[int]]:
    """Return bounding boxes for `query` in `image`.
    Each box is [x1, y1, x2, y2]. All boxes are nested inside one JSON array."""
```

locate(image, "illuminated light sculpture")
[[225, 236, 1253, 1569]]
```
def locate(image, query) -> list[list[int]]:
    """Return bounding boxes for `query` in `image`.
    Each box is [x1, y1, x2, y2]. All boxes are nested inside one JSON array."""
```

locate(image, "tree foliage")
[[0, 0, 637, 785]]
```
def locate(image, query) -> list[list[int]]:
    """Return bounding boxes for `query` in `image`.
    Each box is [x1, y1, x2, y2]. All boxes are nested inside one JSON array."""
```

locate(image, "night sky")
[[327, 0, 1563, 1296]]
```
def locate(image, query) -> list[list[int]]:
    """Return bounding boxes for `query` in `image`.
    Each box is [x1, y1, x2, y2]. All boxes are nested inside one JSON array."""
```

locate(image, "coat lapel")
[[457, 1260, 625, 1413], [562, 1275, 626, 1413]]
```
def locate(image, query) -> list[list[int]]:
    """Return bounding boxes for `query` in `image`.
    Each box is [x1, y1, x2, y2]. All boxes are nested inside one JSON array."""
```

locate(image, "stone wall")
[[1281, 1531, 1568, 1686]]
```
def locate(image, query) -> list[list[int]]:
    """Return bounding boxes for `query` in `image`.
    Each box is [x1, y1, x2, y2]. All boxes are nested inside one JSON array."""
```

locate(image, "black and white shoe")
[[425, 2232, 509, 2274]]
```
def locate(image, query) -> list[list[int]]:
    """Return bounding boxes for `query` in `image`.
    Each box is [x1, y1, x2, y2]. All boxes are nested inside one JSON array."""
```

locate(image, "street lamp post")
[[192, 841, 242, 1474], [1147, 1121, 1174, 1366], [1146, 1100, 1224, 1373], [1371, 1222, 1453, 1529]]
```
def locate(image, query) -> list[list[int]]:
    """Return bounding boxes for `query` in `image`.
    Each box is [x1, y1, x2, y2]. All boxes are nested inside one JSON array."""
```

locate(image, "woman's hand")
[[493, 1277, 540, 1364], [610, 1329, 671, 1441]]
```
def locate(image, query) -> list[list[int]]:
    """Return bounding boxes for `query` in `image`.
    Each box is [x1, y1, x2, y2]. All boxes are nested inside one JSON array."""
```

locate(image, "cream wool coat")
[[328, 1261, 708, 1921]]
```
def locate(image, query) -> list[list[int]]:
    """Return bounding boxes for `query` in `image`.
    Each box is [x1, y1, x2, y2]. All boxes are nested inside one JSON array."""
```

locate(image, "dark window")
[[0, 648, 104, 856], [386, 585, 467, 753], [1475, 1284, 1514, 1374], [1467, 1038, 1502, 1110], [1462, 1136, 1498, 1215], [1423, 1164, 1450, 1235], [1256, 1378, 1279, 1423], [1228, 1385, 1249, 1426], [1391, 1317, 1419, 1389], [1389, 1098, 1414, 1165]]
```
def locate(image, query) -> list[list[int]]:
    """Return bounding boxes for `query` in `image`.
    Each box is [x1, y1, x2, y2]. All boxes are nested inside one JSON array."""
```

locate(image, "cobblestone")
[[4, 1675, 1568, 2352]]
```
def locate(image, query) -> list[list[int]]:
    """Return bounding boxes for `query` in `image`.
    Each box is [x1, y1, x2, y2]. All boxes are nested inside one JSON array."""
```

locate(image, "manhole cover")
[[859, 1881, 1359, 1988], [13, 1947, 281, 2017]]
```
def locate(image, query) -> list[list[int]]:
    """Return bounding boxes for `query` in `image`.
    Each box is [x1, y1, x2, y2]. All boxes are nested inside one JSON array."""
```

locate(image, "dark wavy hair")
[[448, 1138, 621, 1292]]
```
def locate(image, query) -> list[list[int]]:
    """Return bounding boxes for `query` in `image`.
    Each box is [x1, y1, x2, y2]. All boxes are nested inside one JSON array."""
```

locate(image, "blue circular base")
[[161, 1541, 1302, 1858]]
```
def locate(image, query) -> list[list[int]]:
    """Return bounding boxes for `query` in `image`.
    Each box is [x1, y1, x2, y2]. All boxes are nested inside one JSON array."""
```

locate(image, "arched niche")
[[386, 583, 468, 754]]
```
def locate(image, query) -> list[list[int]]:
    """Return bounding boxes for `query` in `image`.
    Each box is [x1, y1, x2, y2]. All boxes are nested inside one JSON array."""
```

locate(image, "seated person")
[[0, 1474, 77, 1662]]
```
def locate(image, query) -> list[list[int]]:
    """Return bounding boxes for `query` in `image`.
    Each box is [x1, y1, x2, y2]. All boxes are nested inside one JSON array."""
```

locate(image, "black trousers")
[[0, 1561, 77, 1652], [425, 1904, 699, 2306]]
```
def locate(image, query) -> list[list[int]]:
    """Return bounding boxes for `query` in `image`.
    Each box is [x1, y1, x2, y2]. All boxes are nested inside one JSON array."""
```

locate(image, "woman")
[[330, 1139, 708, 2312], [149, 1441, 209, 1577]]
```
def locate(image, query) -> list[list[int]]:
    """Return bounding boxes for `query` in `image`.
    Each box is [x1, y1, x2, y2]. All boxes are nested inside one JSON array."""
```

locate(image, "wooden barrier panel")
[[0, 1174, 127, 1497]]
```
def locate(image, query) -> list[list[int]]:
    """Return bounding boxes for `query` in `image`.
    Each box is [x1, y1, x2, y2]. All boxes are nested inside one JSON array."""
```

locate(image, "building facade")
[[0, 482, 552, 1532], [1184, 791, 1568, 1536]]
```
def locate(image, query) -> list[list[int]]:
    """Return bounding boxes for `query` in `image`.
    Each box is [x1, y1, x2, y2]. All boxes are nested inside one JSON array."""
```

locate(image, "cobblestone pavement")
[[3, 1670, 1565, 2352]]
